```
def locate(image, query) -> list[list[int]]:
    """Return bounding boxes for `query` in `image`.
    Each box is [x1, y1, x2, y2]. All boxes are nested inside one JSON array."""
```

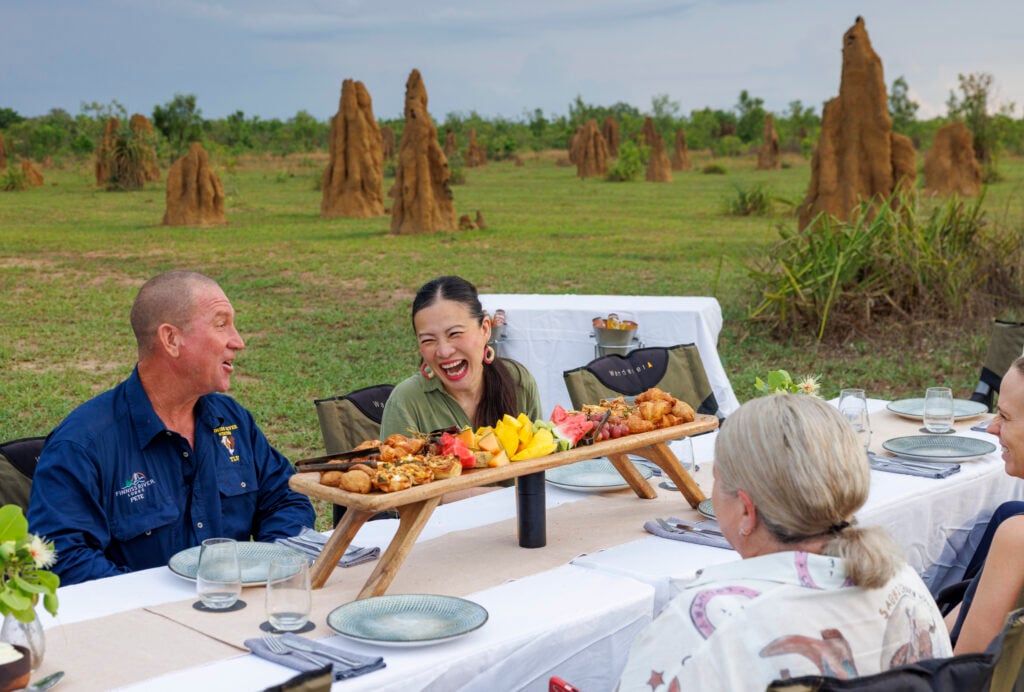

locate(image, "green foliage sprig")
[[0, 505, 59, 623], [754, 370, 821, 397]]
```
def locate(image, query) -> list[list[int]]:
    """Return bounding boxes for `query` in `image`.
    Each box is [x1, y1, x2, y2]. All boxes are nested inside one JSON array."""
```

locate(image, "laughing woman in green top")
[[380, 276, 542, 439]]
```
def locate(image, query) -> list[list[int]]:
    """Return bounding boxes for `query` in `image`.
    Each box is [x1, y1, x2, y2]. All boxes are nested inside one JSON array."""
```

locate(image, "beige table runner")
[[33, 609, 240, 692], [145, 470, 714, 650]]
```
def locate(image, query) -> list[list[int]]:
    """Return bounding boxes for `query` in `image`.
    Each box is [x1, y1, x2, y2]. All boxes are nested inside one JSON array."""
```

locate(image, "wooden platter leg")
[[310, 508, 374, 589], [632, 441, 706, 508], [357, 497, 442, 599], [606, 452, 657, 499]]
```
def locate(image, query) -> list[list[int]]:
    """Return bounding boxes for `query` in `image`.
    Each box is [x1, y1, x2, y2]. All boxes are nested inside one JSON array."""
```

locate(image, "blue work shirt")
[[27, 367, 315, 586]]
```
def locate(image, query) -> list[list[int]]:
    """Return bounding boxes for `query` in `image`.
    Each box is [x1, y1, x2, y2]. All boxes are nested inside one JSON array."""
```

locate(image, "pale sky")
[[4, 0, 1022, 123]]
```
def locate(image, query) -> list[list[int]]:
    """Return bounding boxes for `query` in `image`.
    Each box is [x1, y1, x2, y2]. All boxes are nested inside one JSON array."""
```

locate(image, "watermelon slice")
[[551, 412, 594, 449], [439, 432, 477, 468], [550, 404, 571, 425]]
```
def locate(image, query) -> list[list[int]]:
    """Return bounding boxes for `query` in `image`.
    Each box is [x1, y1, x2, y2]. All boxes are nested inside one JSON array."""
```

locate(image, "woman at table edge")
[[380, 275, 542, 439], [617, 394, 951, 691], [947, 355, 1024, 654]]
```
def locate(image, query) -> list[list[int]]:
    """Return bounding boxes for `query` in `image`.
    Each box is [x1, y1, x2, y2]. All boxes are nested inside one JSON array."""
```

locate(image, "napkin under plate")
[[275, 527, 380, 567], [644, 516, 732, 550], [245, 632, 385, 680], [867, 452, 960, 479]]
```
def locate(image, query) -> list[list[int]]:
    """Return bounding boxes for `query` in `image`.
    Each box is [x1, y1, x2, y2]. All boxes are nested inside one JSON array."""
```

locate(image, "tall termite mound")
[[162, 142, 226, 226], [923, 121, 983, 196], [671, 128, 691, 171], [389, 69, 456, 234], [574, 119, 609, 179], [465, 129, 487, 167], [798, 17, 917, 229], [602, 117, 620, 158], [321, 79, 386, 218], [757, 114, 780, 170]]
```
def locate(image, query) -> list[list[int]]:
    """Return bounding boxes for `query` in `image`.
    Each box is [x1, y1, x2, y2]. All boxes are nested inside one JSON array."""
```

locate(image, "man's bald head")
[[130, 271, 221, 356]]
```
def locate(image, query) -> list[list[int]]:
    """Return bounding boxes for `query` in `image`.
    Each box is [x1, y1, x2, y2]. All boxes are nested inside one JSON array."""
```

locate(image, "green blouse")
[[380, 359, 542, 438]]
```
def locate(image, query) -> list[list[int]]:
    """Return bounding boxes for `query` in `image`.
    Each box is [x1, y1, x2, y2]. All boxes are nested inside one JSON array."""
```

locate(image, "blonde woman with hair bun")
[[618, 394, 951, 691]]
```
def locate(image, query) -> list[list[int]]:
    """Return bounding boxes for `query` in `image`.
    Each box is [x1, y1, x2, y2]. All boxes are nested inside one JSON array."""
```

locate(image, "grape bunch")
[[595, 415, 630, 441]]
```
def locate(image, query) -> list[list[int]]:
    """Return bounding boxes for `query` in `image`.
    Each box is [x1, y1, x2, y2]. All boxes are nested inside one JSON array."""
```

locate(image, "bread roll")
[[340, 469, 372, 493], [320, 470, 345, 487]]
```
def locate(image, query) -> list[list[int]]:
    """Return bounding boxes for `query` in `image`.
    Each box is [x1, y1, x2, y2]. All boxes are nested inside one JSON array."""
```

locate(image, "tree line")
[[1, 73, 1020, 171]]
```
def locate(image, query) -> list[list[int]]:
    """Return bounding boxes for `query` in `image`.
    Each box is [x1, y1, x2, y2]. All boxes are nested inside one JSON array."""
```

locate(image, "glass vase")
[[1, 611, 45, 671]]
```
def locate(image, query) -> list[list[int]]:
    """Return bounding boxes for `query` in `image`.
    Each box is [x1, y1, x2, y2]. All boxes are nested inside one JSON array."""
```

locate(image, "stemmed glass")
[[196, 538, 242, 610], [923, 387, 955, 434], [838, 388, 871, 451]]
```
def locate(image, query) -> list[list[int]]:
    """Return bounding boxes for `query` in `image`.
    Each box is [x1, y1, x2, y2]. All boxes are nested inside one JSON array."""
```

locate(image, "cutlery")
[[14, 671, 65, 691], [280, 636, 361, 667], [655, 518, 724, 537], [262, 635, 322, 666], [867, 453, 949, 472]]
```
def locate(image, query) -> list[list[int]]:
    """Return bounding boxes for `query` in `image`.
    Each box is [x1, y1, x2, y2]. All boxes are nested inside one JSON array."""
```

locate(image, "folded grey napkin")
[[867, 452, 960, 479], [275, 527, 380, 567], [644, 516, 733, 550], [245, 632, 385, 680], [972, 418, 993, 433]]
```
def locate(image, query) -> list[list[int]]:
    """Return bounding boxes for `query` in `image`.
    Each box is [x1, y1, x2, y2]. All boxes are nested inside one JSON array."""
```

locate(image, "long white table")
[[478, 294, 740, 418], [31, 402, 1024, 691]]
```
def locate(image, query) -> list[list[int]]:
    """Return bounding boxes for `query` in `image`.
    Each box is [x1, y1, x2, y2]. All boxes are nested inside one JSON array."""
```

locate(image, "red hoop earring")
[[420, 361, 435, 379], [483, 345, 496, 364]]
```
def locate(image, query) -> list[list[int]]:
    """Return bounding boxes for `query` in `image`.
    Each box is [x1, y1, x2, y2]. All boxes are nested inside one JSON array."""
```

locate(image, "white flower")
[[26, 535, 56, 569], [797, 376, 821, 396]]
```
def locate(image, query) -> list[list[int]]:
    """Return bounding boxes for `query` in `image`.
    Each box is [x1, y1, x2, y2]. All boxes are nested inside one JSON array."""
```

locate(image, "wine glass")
[[265, 555, 312, 632], [838, 388, 871, 451], [923, 387, 955, 434], [196, 538, 242, 610]]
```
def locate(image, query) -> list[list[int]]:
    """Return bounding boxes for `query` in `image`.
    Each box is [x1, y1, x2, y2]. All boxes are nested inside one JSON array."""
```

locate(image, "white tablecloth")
[[40, 402, 1024, 691], [478, 294, 740, 418], [118, 566, 653, 692]]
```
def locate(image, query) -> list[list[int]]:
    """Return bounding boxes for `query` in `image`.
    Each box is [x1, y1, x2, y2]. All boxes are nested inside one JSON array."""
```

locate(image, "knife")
[[282, 636, 361, 667]]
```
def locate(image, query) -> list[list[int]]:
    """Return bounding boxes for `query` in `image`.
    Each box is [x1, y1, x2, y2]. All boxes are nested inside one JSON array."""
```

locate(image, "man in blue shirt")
[[28, 271, 315, 585]]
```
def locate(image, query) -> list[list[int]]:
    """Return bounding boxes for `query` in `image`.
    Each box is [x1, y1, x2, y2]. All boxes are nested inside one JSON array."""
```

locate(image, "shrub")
[[712, 135, 743, 157], [606, 141, 646, 182], [746, 190, 1021, 340], [702, 163, 727, 175], [726, 183, 773, 216], [0, 167, 29, 191]]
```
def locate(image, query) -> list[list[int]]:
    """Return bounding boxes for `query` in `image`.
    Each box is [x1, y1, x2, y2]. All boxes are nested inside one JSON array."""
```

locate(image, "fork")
[[281, 635, 361, 667], [262, 635, 323, 666], [655, 518, 723, 537]]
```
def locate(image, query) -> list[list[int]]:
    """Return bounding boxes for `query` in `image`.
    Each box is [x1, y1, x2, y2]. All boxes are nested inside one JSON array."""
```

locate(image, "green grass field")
[[3, 150, 1023, 467]]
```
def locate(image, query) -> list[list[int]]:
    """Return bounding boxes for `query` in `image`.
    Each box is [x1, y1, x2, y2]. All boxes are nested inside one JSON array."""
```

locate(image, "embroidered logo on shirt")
[[116, 471, 157, 503], [213, 424, 241, 462]]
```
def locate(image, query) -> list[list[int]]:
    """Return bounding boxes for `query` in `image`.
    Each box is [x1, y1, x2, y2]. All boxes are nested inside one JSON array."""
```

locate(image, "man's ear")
[[157, 323, 181, 357]]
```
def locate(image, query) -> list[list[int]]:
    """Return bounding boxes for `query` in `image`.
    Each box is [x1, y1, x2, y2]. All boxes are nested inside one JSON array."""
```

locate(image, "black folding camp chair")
[[313, 384, 394, 526], [562, 343, 723, 420]]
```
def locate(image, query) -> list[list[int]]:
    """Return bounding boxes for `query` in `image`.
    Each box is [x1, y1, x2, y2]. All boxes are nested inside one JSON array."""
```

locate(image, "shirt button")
[[146, 531, 152, 536], [240, 482, 246, 488], [197, 522, 204, 529], [183, 452, 189, 458]]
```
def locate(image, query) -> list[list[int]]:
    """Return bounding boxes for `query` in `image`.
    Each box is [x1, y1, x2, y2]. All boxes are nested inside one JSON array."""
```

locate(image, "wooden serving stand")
[[289, 414, 718, 597]]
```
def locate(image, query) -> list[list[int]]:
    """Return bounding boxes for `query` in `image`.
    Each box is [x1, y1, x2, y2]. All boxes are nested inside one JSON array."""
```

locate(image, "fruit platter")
[[290, 397, 717, 594], [294, 387, 699, 496]]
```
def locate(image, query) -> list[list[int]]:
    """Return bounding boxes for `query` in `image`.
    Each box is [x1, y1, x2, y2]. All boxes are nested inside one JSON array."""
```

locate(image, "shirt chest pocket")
[[109, 486, 180, 542], [217, 462, 259, 499]]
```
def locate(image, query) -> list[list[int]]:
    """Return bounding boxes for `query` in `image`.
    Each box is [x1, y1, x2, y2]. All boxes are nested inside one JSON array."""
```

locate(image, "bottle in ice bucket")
[[606, 313, 620, 329]]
